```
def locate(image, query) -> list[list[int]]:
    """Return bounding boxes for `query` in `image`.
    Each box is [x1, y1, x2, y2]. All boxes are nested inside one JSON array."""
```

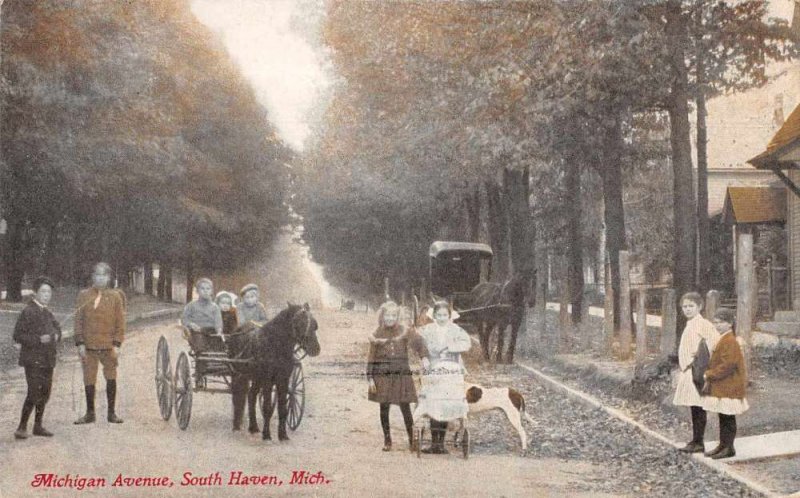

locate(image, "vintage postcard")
[[1, 0, 799, 496]]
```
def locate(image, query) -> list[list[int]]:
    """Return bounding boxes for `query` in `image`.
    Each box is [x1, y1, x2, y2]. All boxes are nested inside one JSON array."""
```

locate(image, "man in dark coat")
[[13, 276, 61, 439]]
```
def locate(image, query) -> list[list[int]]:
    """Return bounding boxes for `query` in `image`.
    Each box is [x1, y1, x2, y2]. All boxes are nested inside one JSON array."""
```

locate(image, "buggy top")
[[429, 241, 493, 301]]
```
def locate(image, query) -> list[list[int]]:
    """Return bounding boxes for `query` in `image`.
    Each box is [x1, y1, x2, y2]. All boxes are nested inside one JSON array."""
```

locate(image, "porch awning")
[[722, 187, 785, 225]]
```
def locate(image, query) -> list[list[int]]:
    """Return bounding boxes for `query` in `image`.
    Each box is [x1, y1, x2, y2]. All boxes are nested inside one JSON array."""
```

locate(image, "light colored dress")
[[413, 322, 471, 422], [673, 314, 719, 407]]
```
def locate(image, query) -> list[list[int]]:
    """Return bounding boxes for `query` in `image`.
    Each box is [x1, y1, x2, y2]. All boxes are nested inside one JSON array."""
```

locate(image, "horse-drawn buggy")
[[416, 241, 525, 363], [154, 303, 319, 439]]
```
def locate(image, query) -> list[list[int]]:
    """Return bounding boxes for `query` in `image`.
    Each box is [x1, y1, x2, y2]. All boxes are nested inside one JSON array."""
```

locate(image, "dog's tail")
[[509, 388, 534, 425]]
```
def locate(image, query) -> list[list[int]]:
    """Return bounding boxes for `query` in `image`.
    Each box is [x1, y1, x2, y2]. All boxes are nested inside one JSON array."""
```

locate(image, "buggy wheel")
[[174, 352, 192, 430], [462, 428, 470, 459], [287, 363, 305, 431], [155, 336, 173, 421]]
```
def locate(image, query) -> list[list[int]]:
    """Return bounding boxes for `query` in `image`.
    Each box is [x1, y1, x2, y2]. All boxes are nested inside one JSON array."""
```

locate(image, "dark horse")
[[226, 303, 321, 441], [465, 272, 532, 364]]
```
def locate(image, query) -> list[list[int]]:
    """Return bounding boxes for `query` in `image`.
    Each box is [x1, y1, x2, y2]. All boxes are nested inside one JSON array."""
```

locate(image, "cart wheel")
[[416, 427, 424, 458], [174, 352, 192, 430], [462, 428, 470, 459], [287, 363, 305, 431], [155, 336, 173, 421]]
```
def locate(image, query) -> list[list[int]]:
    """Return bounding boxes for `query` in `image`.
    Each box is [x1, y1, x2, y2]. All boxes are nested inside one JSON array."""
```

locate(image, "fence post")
[[604, 256, 615, 355], [767, 257, 774, 318], [705, 290, 720, 322], [635, 289, 647, 365], [618, 250, 632, 360], [736, 231, 754, 378], [660, 288, 677, 358]]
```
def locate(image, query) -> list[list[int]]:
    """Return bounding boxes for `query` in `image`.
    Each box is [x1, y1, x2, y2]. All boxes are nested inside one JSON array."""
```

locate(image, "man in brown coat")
[[74, 262, 126, 424]]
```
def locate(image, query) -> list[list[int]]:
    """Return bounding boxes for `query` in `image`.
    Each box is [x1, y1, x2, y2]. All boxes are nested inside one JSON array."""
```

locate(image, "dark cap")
[[713, 307, 735, 325], [32, 276, 55, 292]]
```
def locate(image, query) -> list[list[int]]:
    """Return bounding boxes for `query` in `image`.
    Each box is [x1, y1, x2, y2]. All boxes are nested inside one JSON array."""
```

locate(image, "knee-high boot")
[[74, 385, 96, 424], [107, 380, 123, 423]]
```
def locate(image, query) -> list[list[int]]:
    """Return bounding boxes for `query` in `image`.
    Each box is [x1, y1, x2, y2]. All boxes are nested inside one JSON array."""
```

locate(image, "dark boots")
[[422, 420, 448, 454], [74, 385, 96, 424], [680, 406, 707, 453], [106, 380, 123, 423], [380, 403, 391, 451], [32, 403, 53, 436], [15, 401, 35, 439], [710, 414, 736, 459]]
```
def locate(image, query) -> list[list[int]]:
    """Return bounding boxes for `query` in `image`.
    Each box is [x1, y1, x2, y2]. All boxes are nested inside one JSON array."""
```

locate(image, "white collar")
[[32, 299, 46, 309]]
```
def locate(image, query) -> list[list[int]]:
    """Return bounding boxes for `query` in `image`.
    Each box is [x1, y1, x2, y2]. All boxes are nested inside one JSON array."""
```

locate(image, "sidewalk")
[[0, 286, 183, 374], [520, 305, 800, 495]]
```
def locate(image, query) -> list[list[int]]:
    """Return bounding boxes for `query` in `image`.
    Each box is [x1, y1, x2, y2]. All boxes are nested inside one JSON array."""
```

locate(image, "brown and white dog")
[[459, 383, 534, 451]]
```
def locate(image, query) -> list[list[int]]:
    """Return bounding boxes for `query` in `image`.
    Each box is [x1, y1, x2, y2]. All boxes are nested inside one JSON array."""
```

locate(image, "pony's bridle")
[[292, 308, 313, 360]]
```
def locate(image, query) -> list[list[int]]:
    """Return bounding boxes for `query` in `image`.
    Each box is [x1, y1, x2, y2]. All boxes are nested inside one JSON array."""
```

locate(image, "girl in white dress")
[[414, 301, 471, 454], [672, 292, 719, 453]]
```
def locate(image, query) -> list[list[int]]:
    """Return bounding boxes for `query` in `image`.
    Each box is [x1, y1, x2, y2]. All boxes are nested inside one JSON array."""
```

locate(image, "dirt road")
[[0, 229, 616, 498]]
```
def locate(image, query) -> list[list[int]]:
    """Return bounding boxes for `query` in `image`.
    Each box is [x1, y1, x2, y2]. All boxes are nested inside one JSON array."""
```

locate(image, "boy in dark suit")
[[13, 277, 61, 439]]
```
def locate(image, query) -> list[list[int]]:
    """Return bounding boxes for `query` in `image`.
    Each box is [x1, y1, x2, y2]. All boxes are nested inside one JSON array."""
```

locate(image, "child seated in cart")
[[237, 283, 269, 326], [181, 278, 224, 360], [216, 291, 239, 336]]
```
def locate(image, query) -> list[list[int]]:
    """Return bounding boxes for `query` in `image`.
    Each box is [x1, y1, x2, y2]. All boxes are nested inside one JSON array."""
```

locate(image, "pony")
[[226, 302, 320, 441]]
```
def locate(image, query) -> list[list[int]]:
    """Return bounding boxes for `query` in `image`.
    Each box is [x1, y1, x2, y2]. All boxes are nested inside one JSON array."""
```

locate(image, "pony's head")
[[287, 302, 321, 357]]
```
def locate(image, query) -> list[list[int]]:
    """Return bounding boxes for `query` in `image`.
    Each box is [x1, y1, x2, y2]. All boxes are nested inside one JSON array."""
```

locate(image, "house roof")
[[722, 187, 785, 225], [749, 103, 800, 168]]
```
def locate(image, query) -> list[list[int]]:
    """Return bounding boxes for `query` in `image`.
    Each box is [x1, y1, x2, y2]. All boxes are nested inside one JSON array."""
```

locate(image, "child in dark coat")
[[367, 301, 425, 452], [13, 277, 62, 439]]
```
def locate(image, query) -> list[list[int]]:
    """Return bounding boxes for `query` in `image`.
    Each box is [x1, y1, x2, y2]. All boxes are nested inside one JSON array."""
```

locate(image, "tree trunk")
[[465, 184, 481, 243], [566, 159, 584, 324], [185, 251, 195, 304], [71, 224, 87, 286], [666, 0, 697, 342], [117, 265, 130, 289], [2, 212, 25, 301], [144, 261, 154, 296], [599, 117, 627, 330], [504, 167, 535, 276], [695, 3, 711, 293], [164, 263, 174, 302], [156, 264, 166, 300], [43, 223, 60, 282], [486, 179, 510, 282]]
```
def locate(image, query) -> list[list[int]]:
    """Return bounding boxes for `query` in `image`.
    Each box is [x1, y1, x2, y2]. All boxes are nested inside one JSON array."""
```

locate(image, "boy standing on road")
[[13, 277, 62, 439], [74, 262, 126, 425]]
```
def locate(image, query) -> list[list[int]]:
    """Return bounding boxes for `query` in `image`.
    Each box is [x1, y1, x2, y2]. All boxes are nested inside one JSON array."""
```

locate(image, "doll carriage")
[[412, 358, 471, 459]]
